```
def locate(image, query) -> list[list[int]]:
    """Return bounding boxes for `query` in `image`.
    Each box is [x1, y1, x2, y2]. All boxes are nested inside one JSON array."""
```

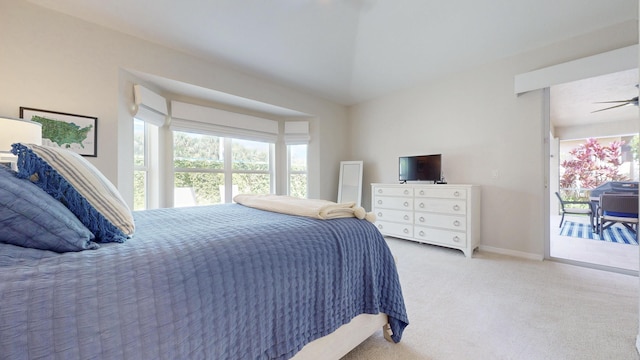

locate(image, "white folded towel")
[[233, 194, 376, 223]]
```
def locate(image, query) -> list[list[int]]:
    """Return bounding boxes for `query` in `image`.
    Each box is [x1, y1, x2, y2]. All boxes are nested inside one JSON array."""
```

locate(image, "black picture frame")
[[20, 107, 98, 157]]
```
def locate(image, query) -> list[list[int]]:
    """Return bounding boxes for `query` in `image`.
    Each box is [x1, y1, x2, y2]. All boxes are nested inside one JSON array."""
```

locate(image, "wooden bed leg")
[[382, 323, 396, 343]]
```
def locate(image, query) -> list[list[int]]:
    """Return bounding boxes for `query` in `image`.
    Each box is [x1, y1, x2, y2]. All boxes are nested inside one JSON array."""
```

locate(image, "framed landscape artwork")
[[20, 107, 97, 157]]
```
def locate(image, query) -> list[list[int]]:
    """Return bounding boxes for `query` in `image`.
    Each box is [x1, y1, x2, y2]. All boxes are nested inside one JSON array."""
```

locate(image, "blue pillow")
[[0, 165, 98, 252], [12, 143, 134, 243]]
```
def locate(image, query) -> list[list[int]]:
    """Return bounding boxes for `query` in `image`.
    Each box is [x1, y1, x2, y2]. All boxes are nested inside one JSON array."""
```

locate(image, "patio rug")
[[560, 221, 638, 245]]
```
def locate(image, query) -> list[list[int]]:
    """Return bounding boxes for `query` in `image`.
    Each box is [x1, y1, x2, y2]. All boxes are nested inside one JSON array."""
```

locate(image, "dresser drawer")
[[375, 221, 413, 238], [373, 186, 413, 197], [374, 197, 414, 211], [415, 187, 467, 200], [415, 213, 466, 231], [415, 198, 466, 215], [375, 208, 413, 224], [414, 226, 466, 247]]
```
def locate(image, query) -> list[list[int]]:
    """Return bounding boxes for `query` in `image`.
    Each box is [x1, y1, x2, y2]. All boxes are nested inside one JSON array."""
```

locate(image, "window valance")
[[284, 121, 310, 145], [133, 84, 168, 126], [170, 101, 279, 142]]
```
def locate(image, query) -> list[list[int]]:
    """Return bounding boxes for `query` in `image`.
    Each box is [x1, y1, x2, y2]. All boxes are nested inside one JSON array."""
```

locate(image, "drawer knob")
[[419, 203, 425, 208], [378, 224, 383, 230], [378, 189, 383, 194], [419, 216, 425, 222], [404, 189, 409, 195], [403, 228, 409, 234], [403, 215, 409, 220], [403, 201, 409, 207], [454, 191, 460, 197], [419, 190, 424, 195], [419, 231, 425, 236], [378, 200, 383, 205], [453, 220, 461, 227], [453, 236, 460, 242], [453, 205, 460, 211], [377, 212, 383, 217]]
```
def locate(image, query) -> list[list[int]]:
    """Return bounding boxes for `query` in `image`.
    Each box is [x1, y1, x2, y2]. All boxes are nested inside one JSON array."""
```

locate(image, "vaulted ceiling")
[[25, 0, 638, 107]]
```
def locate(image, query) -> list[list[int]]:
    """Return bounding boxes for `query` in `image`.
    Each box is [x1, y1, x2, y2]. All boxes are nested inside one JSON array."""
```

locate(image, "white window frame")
[[284, 121, 310, 198], [133, 118, 148, 210], [133, 119, 161, 210], [172, 130, 275, 205], [132, 84, 167, 209], [287, 143, 308, 198], [228, 137, 275, 200]]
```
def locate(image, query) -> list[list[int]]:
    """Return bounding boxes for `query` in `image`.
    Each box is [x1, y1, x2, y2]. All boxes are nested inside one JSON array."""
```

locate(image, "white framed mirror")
[[337, 160, 363, 207]]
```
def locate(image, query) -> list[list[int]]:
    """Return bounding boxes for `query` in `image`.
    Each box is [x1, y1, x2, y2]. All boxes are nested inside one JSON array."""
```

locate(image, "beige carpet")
[[342, 237, 640, 360]]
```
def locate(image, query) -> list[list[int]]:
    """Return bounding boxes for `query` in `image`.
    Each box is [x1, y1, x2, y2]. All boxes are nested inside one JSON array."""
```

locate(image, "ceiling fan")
[[591, 85, 639, 113]]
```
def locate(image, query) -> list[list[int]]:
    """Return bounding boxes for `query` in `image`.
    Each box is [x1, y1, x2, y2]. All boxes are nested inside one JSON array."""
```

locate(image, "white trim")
[[514, 45, 638, 94], [478, 245, 544, 261]]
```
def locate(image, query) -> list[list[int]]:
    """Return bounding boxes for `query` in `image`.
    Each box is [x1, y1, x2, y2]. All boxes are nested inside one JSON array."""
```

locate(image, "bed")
[[0, 143, 409, 360]]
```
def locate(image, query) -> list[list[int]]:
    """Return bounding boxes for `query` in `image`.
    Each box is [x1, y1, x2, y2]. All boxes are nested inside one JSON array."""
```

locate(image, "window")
[[284, 121, 310, 198], [173, 131, 224, 206], [132, 84, 167, 209], [231, 138, 273, 197], [287, 144, 308, 198], [133, 118, 160, 210], [133, 118, 147, 210], [173, 131, 274, 206]]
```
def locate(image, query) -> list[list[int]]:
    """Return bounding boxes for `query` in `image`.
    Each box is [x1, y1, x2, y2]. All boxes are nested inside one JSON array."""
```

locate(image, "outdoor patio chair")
[[555, 192, 593, 230], [598, 193, 638, 236]]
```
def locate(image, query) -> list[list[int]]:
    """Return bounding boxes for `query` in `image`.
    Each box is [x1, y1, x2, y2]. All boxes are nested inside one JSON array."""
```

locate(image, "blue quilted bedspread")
[[0, 204, 408, 359]]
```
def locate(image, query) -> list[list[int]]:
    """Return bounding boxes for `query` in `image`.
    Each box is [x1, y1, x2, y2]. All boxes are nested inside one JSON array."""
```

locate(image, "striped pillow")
[[12, 143, 134, 243]]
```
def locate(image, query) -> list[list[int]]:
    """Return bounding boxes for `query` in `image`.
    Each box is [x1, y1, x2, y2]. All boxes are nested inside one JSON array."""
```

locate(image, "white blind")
[[170, 101, 279, 142], [284, 121, 310, 144], [133, 84, 168, 126]]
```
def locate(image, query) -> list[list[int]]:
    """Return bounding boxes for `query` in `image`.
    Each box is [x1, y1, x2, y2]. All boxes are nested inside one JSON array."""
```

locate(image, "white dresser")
[[371, 183, 481, 258]]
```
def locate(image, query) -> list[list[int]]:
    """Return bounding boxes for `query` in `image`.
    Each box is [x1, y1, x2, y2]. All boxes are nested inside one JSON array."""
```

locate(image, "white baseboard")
[[478, 245, 544, 261]]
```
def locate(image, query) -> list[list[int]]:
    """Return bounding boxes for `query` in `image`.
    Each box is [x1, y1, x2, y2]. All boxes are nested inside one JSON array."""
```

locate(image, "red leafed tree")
[[560, 138, 629, 194]]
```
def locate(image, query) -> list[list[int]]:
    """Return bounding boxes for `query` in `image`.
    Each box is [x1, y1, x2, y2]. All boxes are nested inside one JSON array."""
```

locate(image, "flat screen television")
[[399, 154, 442, 182]]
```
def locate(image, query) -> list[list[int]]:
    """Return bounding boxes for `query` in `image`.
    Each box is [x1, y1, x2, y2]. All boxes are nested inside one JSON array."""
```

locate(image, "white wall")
[[0, 0, 350, 202], [348, 21, 638, 257]]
